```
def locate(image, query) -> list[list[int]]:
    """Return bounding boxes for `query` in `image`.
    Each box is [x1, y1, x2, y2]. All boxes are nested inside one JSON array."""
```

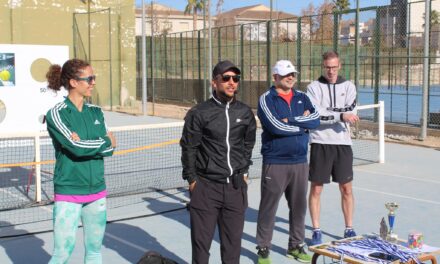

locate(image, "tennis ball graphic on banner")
[[0, 70, 10, 81]]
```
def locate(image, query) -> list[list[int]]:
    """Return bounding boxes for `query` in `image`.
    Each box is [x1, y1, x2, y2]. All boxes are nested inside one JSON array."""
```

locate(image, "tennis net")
[[0, 102, 384, 233]]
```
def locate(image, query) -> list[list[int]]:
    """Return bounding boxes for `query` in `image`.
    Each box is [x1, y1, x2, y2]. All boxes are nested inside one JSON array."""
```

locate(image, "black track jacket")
[[180, 95, 257, 184]]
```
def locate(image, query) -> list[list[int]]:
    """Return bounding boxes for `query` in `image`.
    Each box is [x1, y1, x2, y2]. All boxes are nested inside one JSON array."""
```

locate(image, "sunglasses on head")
[[75, 75, 96, 84], [220, 74, 240, 83]]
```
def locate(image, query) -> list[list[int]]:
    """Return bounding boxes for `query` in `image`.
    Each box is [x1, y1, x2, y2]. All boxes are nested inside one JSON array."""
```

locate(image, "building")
[[216, 4, 299, 41], [380, 0, 440, 49], [339, 19, 374, 46], [135, 3, 205, 35], [134, 4, 304, 41], [0, 0, 137, 110]]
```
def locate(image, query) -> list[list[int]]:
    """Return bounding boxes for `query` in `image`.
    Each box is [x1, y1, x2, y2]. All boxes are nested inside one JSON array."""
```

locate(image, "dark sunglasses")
[[75, 75, 96, 84], [220, 74, 240, 83], [280, 72, 297, 78]]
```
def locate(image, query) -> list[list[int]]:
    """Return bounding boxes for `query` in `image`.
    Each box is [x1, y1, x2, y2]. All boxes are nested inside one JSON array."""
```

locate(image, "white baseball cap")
[[272, 60, 299, 76]]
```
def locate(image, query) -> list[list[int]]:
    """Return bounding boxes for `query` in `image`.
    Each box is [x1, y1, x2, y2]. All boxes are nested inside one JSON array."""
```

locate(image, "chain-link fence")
[[137, 0, 440, 129]]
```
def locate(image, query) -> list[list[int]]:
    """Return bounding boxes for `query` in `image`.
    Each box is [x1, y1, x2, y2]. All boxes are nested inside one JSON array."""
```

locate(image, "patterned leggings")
[[49, 198, 107, 264]]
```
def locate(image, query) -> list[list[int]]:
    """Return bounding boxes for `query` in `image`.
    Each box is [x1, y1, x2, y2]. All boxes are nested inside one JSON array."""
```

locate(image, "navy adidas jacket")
[[257, 86, 320, 164]]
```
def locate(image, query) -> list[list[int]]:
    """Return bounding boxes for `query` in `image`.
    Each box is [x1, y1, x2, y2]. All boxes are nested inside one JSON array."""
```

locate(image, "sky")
[[135, 0, 391, 16]]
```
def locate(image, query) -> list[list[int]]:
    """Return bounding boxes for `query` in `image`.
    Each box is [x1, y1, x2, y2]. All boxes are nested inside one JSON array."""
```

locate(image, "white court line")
[[0, 188, 31, 203], [104, 232, 147, 253], [354, 168, 440, 185], [0, 188, 52, 214], [351, 185, 440, 205]]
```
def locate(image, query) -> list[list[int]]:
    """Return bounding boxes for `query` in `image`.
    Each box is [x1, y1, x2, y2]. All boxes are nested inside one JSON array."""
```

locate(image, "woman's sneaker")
[[286, 243, 312, 263]]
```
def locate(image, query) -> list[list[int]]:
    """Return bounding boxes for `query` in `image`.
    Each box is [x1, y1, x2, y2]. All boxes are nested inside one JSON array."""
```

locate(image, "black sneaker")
[[256, 246, 271, 264]]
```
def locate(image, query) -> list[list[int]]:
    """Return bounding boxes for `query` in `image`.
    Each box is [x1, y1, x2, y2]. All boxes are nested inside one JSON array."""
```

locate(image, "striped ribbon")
[[327, 237, 420, 264]]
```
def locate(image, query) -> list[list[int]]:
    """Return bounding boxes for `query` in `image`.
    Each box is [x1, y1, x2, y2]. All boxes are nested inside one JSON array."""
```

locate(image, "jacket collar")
[[318, 75, 346, 85], [269, 86, 296, 97], [65, 97, 87, 112], [212, 91, 235, 105]]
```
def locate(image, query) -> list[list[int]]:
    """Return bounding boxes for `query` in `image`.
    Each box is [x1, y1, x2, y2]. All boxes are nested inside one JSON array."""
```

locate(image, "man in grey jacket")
[[307, 51, 359, 246]]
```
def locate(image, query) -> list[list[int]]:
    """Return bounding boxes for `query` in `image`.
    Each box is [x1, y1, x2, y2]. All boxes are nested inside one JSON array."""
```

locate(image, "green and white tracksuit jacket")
[[46, 98, 114, 195]]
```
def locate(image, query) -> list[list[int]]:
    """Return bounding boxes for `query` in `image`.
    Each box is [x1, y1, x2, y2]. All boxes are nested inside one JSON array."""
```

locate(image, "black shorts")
[[309, 143, 353, 184]]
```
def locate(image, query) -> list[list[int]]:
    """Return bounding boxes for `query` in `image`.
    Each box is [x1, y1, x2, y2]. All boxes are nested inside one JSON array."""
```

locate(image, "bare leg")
[[339, 181, 354, 228], [309, 182, 324, 229]]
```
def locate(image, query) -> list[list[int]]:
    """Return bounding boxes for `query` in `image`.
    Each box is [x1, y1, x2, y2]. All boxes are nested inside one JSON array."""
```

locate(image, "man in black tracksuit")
[[180, 60, 257, 264]]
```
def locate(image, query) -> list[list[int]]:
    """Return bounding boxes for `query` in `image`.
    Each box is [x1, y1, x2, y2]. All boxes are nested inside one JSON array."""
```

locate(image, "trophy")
[[385, 202, 399, 242]]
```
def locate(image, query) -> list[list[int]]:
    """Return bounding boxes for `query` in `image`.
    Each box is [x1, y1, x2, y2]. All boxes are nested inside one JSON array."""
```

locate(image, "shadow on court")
[[104, 222, 186, 264], [0, 221, 50, 264]]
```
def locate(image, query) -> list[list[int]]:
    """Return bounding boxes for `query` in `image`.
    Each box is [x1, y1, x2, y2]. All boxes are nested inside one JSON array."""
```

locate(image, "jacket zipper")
[[225, 102, 233, 182], [327, 83, 333, 108], [81, 110, 93, 193]]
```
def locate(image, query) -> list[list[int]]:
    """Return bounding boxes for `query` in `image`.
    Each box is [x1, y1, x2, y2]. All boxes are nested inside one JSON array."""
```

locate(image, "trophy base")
[[386, 233, 398, 243]]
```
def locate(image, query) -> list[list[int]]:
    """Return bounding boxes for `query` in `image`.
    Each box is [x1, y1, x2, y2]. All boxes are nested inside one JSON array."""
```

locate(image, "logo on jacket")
[[298, 100, 303, 104], [94, 120, 101, 125], [236, 118, 242, 123]]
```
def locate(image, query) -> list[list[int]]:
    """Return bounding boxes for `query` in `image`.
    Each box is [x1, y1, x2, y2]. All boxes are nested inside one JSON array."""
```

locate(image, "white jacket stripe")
[[260, 91, 300, 132]]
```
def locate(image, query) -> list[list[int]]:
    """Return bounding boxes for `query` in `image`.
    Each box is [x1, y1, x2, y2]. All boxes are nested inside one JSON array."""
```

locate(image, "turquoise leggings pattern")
[[49, 198, 107, 264]]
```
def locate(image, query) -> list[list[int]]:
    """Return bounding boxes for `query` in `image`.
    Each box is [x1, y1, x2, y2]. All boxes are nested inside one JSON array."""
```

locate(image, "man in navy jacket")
[[255, 60, 320, 264]]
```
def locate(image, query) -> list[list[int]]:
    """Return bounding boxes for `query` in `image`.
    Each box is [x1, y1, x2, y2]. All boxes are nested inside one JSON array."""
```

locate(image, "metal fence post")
[[421, 0, 431, 139], [34, 135, 41, 203], [108, 8, 113, 111], [333, 11, 339, 53], [297, 17, 302, 86], [266, 20, 272, 88], [240, 24, 245, 103], [355, 0, 360, 93], [198, 30, 203, 101], [218, 27, 221, 61], [180, 33, 184, 102], [374, 8, 381, 122]]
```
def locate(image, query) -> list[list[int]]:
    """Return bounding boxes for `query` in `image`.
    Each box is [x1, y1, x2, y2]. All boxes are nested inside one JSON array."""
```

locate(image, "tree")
[[300, 3, 317, 40], [332, 0, 350, 39], [430, 10, 440, 26], [184, 0, 204, 31], [423, 10, 440, 28], [216, 0, 224, 16], [333, 0, 350, 13], [315, 0, 335, 44], [423, 10, 440, 50]]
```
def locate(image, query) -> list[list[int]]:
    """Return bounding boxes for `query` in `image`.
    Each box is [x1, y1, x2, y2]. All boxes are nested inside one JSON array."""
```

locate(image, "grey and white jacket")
[[307, 75, 357, 145]]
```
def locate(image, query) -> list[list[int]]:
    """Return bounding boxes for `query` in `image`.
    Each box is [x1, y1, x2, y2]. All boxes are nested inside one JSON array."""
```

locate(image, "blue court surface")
[[0, 112, 439, 263]]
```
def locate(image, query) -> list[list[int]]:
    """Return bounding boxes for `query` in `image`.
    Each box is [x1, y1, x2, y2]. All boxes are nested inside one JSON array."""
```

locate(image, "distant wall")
[[0, 0, 137, 110]]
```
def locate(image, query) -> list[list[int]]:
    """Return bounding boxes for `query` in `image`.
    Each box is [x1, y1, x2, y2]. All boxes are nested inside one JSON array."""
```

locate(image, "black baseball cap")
[[212, 60, 241, 78]]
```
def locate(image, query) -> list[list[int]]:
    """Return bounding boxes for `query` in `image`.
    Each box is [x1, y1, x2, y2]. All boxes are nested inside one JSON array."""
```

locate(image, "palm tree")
[[184, 0, 204, 31], [422, 10, 440, 28], [216, 0, 224, 16], [333, 0, 350, 12], [430, 10, 440, 26]]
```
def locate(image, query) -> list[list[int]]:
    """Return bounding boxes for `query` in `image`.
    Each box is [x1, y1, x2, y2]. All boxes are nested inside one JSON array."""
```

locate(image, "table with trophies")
[[309, 202, 440, 264]]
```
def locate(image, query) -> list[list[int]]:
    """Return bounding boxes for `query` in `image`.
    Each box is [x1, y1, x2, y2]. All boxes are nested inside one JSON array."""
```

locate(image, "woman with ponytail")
[[45, 59, 116, 264]]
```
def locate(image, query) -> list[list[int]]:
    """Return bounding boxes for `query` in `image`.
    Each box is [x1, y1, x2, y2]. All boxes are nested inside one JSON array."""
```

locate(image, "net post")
[[34, 134, 42, 202], [378, 100, 385, 164]]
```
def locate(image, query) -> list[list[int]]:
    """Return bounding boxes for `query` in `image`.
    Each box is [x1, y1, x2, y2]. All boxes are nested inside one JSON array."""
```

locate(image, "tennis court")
[[0, 111, 439, 263]]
